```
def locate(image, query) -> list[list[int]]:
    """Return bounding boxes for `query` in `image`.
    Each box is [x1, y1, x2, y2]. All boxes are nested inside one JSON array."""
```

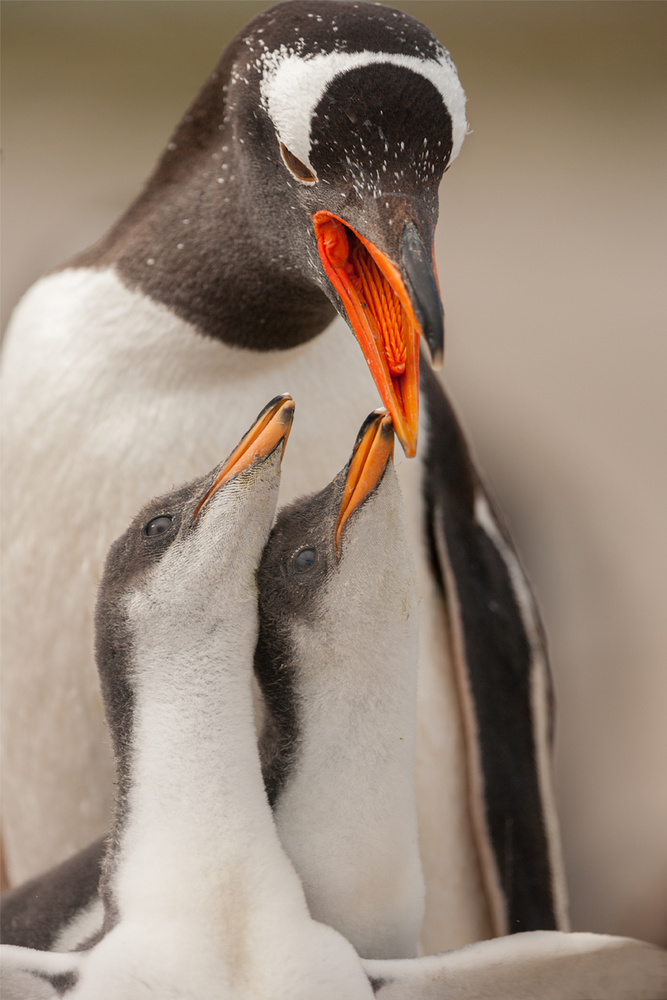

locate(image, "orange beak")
[[314, 210, 440, 458], [335, 409, 395, 554], [194, 395, 295, 519]]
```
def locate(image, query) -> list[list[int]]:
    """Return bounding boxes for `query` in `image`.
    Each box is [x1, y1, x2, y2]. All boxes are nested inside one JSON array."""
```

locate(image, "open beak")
[[194, 395, 295, 519], [335, 408, 395, 554], [314, 210, 443, 458]]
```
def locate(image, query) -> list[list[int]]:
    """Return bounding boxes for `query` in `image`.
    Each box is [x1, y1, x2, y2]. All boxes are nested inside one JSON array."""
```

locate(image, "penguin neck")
[[267, 598, 424, 959], [67, 64, 336, 353], [276, 608, 420, 825], [102, 595, 283, 927]]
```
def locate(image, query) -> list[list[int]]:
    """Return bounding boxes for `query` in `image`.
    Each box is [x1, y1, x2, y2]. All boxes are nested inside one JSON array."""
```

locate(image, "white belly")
[[1, 267, 490, 948]]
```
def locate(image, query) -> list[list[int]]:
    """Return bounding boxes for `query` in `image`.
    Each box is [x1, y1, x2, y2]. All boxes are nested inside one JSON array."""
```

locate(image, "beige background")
[[2, 1, 666, 944]]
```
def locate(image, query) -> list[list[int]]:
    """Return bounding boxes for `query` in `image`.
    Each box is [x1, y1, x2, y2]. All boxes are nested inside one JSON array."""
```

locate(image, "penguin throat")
[[317, 217, 408, 375], [313, 211, 420, 457], [346, 234, 407, 376]]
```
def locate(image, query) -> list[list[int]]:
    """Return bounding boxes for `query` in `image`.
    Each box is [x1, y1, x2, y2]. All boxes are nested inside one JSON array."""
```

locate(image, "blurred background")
[[2, 1, 666, 945]]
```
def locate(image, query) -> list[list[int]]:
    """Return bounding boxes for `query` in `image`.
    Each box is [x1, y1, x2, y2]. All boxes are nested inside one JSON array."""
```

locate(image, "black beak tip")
[[256, 393, 294, 422], [351, 408, 386, 455], [401, 223, 445, 368], [429, 339, 445, 370], [378, 415, 395, 443], [278, 398, 296, 427]]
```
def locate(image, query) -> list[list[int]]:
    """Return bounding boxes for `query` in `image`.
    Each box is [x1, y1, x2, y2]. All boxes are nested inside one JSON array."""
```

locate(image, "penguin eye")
[[144, 515, 173, 538], [293, 548, 317, 573], [280, 143, 317, 184]]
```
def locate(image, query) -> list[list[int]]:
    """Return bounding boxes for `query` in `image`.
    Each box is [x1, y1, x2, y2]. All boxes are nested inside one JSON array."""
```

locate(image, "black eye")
[[280, 142, 317, 183], [144, 515, 173, 537], [294, 548, 317, 573]]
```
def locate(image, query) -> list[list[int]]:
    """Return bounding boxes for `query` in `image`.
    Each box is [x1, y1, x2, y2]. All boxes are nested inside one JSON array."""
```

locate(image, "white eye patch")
[[259, 49, 467, 175]]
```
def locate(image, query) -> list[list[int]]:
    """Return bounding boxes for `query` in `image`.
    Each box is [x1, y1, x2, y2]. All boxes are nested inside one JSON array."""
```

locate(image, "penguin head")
[[256, 408, 416, 691], [234, 1, 465, 455], [94, 396, 294, 711]]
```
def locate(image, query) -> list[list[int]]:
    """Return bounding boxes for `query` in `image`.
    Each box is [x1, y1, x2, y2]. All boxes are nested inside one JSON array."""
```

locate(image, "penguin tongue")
[[313, 211, 420, 458]]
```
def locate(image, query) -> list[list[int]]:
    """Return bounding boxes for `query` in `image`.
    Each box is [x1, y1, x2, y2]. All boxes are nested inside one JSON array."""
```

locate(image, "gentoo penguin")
[[3, 409, 424, 963], [256, 409, 423, 959], [1, 0, 566, 946], [0, 395, 376, 1000]]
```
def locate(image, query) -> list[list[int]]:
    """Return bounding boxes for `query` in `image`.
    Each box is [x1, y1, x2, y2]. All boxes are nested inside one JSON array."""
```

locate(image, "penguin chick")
[[255, 409, 424, 959], [1, 396, 373, 1000]]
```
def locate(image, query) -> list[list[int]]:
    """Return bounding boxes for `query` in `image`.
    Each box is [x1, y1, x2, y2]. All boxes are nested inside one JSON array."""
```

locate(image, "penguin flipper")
[[421, 363, 567, 933], [362, 931, 667, 999], [0, 945, 81, 998], [1, 839, 104, 952]]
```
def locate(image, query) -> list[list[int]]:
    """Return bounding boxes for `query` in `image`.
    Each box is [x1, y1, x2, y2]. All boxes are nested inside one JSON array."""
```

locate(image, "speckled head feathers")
[[240, 1, 467, 180]]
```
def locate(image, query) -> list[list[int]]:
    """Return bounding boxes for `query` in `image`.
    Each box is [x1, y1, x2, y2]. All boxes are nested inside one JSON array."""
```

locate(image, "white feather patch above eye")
[[259, 49, 467, 174]]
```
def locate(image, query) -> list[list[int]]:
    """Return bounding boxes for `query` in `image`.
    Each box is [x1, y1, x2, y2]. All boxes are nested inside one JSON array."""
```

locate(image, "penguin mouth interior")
[[313, 211, 420, 457], [335, 410, 395, 554], [193, 395, 294, 519]]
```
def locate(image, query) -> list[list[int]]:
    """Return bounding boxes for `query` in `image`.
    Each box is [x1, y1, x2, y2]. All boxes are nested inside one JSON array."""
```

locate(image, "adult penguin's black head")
[[255, 2, 466, 456], [84, 1, 466, 457]]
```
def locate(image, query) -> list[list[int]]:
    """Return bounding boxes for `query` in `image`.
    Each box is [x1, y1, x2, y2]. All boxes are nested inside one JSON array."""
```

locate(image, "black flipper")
[[421, 361, 567, 933], [1, 838, 104, 950]]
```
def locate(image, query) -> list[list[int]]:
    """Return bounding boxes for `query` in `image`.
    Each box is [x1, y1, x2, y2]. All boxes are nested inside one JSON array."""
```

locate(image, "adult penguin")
[[1, 0, 566, 948]]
